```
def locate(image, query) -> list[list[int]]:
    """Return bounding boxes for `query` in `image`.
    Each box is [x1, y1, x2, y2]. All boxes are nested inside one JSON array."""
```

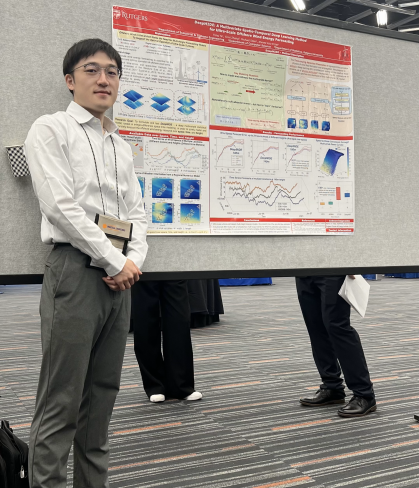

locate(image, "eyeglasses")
[[70, 63, 121, 79]]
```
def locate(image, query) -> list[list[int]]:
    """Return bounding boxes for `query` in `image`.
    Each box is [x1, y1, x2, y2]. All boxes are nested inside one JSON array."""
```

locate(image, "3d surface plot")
[[311, 120, 319, 130], [178, 105, 196, 115], [151, 94, 171, 105], [320, 149, 344, 176], [287, 118, 296, 129], [151, 103, 170, 112], [322, 121, 330, 131], [178, 96, 196, 107]]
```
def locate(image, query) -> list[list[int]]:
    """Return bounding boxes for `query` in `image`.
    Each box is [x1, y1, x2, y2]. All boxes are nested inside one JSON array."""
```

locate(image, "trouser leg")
[[319, 276, 374, 399], [73, 289, 130, 488], [29, 247, 114, 488], [132, 280, 165, 397], [296, 277, 344, 392], [161, 280, 195, 399]]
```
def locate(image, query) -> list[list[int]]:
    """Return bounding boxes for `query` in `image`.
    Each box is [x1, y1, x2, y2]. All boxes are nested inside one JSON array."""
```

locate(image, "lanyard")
[[80, 124, 120, 219]]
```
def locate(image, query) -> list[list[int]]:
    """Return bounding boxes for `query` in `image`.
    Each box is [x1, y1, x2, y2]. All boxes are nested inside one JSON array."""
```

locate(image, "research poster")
[[112, 6, 354, 235]]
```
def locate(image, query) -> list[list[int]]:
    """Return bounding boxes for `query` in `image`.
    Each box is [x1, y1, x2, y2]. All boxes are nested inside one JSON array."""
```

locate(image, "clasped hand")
[[102, 258, 141, 291]]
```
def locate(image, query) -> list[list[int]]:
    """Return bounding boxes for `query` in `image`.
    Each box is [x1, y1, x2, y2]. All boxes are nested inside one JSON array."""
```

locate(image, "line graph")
[[145, 140, 203, 171], [251, 142, 279, 170], [224, 178, 308, 212], [216, 138, 244, 168], [286, 143, 312, 172]]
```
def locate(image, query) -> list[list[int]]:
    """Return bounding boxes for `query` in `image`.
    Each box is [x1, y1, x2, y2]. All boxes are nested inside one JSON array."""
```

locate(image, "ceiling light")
[[399, 1, 419, 6], [377, 9, 388, 25], [347, 0, 415, 14], [291, 0, 306, 11]]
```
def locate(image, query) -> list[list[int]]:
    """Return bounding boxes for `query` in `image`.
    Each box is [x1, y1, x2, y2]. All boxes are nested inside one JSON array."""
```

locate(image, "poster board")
[[1, 0, 419, 280], [113, 7, 355, 236]]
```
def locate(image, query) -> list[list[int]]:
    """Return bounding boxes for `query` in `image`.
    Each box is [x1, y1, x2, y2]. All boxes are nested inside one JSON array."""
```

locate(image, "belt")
[[53, 243, 73, 249]]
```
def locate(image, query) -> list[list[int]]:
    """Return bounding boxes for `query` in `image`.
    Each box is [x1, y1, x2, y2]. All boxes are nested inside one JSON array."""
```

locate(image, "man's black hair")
[[63, 38, 122, 94]]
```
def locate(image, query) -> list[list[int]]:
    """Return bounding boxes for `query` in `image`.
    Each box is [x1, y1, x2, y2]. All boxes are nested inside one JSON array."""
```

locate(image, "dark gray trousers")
[[29, 245, 130, 488], [296, 275, 374, 399]]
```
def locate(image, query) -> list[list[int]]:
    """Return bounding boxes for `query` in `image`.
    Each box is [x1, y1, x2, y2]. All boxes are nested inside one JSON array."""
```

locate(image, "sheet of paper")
[[338, 275, 370, 317]]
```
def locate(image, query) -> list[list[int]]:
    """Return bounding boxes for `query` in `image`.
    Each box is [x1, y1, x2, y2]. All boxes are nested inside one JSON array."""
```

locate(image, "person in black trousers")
[[296, 275, 376, 417], [131, 280, 202, 403]]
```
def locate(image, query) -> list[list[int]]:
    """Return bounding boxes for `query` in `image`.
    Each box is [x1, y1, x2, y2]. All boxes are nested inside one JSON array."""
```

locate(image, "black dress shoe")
[[337, 396, 377, 418], [300, 389, 346, 407]]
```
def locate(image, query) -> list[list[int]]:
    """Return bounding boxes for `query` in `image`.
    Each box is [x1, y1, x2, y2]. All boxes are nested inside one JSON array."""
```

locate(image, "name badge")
[[87, 214, 133, 270], [95, 213, 133, 255]]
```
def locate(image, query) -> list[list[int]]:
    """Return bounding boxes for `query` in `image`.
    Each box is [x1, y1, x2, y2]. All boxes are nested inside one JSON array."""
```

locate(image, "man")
[[296, 275, 376, 417], [24, 39, 148, 488]]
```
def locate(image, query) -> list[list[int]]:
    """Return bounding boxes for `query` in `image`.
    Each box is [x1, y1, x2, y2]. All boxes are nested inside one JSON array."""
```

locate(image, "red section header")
[[113, 6, 351, 65], [119, 130, 209, 142], [210, 125, 353, 141]]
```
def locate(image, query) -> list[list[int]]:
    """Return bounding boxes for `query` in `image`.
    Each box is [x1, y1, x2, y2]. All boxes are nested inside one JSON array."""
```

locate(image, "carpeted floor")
[[1, 277, 419, 487]]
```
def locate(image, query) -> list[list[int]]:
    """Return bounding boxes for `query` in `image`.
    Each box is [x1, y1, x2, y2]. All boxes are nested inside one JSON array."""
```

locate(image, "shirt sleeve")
[[25, 118, 127, 277], [124, 162, 149, 270]]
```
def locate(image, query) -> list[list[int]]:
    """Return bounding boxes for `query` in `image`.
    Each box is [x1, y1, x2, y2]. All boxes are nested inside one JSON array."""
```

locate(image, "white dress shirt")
[[24, 101, 148, 277]]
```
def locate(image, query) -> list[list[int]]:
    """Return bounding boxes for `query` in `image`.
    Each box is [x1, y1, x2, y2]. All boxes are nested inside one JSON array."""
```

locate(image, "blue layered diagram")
[[151, 93, 170, 112], [178, 96, 196, 115], [123, 90, 143, 109]]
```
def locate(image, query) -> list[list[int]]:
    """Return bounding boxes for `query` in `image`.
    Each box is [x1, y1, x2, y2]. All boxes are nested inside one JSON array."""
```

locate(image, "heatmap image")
[[180, 179, 201, 200], [137, 176, 145, 197], [152, 203, 173, 223], [152, 178, 173, 198], [180, 204, 201, 224]]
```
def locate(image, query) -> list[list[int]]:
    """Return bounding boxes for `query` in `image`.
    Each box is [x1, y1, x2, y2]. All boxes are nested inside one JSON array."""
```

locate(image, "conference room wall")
[[1, 0, 418, 278]]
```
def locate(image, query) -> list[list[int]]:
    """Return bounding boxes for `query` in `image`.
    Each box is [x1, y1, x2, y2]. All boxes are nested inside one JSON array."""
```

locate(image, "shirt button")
[[110, 185, 114, 190]]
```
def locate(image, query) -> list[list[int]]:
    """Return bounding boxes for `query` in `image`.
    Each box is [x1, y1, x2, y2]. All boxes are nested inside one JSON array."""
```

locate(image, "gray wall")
[[1, 0, 418, 276]]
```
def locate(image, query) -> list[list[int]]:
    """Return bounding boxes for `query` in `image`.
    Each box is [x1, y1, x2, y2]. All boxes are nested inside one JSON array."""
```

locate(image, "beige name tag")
[[94, 213, 133, 259]]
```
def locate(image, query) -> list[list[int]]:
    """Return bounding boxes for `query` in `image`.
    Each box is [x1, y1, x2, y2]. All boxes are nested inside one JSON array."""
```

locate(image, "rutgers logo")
[[113, 9, 122, 19]]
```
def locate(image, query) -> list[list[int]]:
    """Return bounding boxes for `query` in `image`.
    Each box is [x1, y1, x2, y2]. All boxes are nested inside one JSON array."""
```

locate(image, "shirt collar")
[[66, 101, 118, 134]]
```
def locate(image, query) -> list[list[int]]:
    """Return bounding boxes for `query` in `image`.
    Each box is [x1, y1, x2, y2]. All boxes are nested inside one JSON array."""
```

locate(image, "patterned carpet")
[[1, 277, 419, 487]]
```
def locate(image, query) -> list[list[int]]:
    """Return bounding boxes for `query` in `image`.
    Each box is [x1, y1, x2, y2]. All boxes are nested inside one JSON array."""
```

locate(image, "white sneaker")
[[150, 394, 165, 403], [184, 391, 203, 401]]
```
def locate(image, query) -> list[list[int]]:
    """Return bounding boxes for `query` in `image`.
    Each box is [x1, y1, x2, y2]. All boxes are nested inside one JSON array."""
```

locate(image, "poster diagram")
[[317, 144, 351, 179], [180, 179, 201, 200], [251, 142, 280, 171], [317, 182, 353, 213], [144, 139, 206, 172], [286, 143, 312, 173], [215, 138, 245, 168], [221, 178, 308, 213], [113, 6, 354, 235]]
